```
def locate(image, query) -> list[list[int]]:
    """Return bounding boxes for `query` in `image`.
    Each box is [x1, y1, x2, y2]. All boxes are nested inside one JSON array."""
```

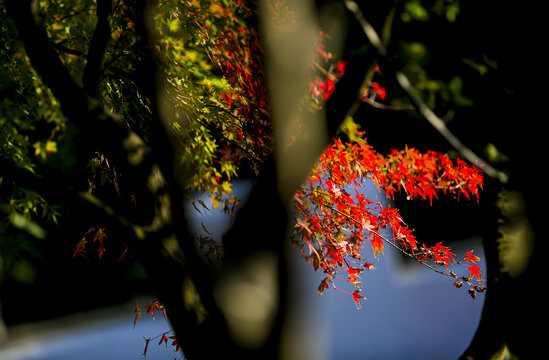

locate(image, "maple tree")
[[0, 0, 545, 359], [293, 126, 486, 307]]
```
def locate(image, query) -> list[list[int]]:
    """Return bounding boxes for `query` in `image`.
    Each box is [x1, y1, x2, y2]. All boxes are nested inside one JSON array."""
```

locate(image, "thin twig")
[[193, 116, 265, 164], [342, 0, 509, 184], [360, 95, 414, 111], [204, 104, 246, 129], [305, 185, 454, 276], [52, 41, 86, 57], [320, 200, 454, 276]]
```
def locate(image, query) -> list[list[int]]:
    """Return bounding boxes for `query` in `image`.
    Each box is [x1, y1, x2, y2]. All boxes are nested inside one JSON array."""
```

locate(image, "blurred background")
[[0, 180, 485, 360], [2, 0, 510, 358]]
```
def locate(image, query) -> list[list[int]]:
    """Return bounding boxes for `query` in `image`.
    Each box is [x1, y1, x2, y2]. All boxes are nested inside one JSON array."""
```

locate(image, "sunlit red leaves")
[[309, 64, 345, 104], [307, 30, 347, 105], [371, 82, 386, 100], [352, 290, 364, 309], [336, 61, 347, 76], [293, 129, 485, 306], [360, 82, 387, 102], [380, 146, 484, 203], [181, 0, 272, 191], [370, 234, 384, 257], [146, 300, 167, 320], [464, 250, 481, 264], [466, 263, 483, 282], [348, 266, 363, 286], [133, 300, 167, 329], [430, 242, 456, 270]]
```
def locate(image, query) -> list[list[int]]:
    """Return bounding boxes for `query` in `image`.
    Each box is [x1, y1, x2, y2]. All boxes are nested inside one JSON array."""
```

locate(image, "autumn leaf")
[[192, 201, 203, 215], [464, 250, 481, 264], [371, 234, 384, 257], [145, 300, 165, 320], [134, 301, 141, 328], [348, 266, 362, 285], [295, 217, 312, 235], [210, 194, 221, 211], [97, 245, 106, 259], [73, 237, 87, 257], [372, 82, 386, 100], [169, 336, 180, 351], [292, 126, 484, 304], [318, 277, 330, 295], [467, 263, 483, 281], [93, 227, 107, 245], [336, 61, 346, 76], [423, 185, 438, 205], [159, 334, 169, 346], [352, 290, 364, 309]]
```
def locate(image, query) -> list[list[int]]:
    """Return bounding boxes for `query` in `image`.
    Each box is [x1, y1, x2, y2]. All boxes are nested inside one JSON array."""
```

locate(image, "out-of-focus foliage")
[[1, 3, 65, 279], [0, 0, 271, 272], [1, 0, 492, 311]]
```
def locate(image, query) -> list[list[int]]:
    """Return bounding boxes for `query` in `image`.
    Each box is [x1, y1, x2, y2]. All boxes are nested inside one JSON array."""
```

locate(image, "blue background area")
[[0, 181, 485, 359]]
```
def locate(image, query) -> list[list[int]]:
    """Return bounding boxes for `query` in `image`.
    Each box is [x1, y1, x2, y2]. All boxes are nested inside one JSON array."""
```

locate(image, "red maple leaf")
[[293, 125, 485, 304], [318, 277, 330, 295], [352, 290, 364, 308], [371, 234, 384, 257], [372, 82, 386, 100], [336, 61, 346, 77], [464, 250, 481, 264], [323, 78, 335, 99], [169, 336, 180, 351], [467, 263, 483, 281], [159, 333, 169, 346], [133, 301, 141, 328]]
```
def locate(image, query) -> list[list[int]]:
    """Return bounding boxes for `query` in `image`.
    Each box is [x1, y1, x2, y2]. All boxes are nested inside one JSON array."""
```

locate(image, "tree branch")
[[360, 95, 414, 111], [342, 0, 509, 184], [53, 40, 86, 57], [82, 0, 113, 96], [312, 197, 485, 289], [6, 0, 87, 122], [5, 0, 127, 148]]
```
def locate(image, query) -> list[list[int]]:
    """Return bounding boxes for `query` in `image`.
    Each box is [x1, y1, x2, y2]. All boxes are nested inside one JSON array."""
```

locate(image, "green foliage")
[[1, 0, 270, 277], [148, 0, 270, 215], [1, 4, 66, 273], [0, 13, 64, 171], [1, 0, 493, 307]]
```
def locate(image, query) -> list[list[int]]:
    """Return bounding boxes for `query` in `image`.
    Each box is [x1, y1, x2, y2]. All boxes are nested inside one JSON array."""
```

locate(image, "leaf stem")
[[319, 200, 456, 278]]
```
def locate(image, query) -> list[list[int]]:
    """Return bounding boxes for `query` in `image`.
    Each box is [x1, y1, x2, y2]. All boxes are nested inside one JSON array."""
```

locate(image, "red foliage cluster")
[[73, 227, 108, 259], [195, 0, 272, 163], [293, 127, 485, 307], [308, 31, 347, 105], [134, 300, 180, 356]]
